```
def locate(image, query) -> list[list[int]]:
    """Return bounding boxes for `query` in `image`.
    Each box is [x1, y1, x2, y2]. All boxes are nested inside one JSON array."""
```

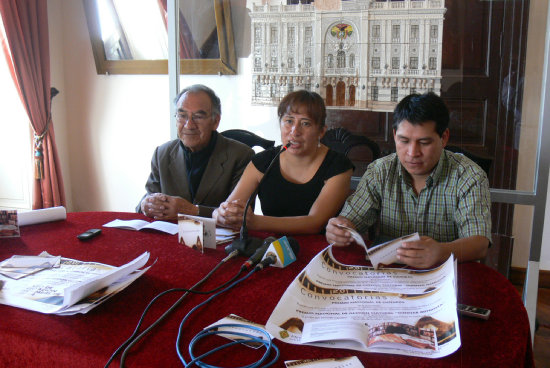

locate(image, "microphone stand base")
[[225, 237, 264, 257]]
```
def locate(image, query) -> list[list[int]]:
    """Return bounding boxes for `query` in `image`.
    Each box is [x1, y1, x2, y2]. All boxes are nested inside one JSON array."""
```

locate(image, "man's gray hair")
[[174, 84, 221, 117]]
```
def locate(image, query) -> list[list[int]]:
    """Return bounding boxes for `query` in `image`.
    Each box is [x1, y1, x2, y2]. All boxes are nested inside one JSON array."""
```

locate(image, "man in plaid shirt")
[[326, 92, 491, 269]]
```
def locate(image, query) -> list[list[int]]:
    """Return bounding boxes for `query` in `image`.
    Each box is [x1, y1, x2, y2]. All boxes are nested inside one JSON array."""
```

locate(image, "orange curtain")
[[0, 0, 65, 209]]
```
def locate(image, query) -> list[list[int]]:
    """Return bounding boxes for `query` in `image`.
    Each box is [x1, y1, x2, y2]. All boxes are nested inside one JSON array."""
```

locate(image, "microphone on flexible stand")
[[225, 142, 290, 257], [241, 236, 277, 270], [256, 236, 300, 270]]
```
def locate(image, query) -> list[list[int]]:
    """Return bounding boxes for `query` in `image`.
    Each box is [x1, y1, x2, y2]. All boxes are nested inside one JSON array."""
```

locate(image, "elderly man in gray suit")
[[137, 84, 254, 220]]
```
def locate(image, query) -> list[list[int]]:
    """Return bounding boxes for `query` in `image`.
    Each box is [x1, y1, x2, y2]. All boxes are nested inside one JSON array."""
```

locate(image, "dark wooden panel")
[[326, 110, 388, 138], [442, 0, 490, 75], [445, 98, 487, 148]]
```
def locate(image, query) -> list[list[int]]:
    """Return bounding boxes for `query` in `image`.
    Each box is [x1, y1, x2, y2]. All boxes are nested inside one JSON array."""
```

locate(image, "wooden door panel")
[[446, 98, 488, 149], [442, 0, 491, 75]]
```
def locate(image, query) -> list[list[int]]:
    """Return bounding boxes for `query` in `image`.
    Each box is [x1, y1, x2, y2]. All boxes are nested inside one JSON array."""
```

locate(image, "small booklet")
[[336, 225, 419, 269], [206, 314, 273, 349], [177, 214, 216, 252], [103, 219, 178, 235], [0, 210, 20, 238]]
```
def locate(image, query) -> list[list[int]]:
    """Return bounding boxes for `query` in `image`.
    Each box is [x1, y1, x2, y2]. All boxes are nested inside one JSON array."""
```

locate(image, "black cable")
[[176, 267, 279, 367], [105, 250, 239, 368]]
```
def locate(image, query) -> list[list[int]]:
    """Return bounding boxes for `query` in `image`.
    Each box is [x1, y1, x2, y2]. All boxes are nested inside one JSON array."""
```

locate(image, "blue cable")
[[176, 268, 279, 367], [187, 323, 279, 368]]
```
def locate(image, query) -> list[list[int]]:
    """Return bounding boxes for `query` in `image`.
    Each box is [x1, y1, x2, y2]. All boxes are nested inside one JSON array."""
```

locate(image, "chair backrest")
[[321, 127, 381, 174], [445, 145, 492, 175], [322, 127, 380, 157], [221, 129, 275, 150], [321, 128, 381, 194]]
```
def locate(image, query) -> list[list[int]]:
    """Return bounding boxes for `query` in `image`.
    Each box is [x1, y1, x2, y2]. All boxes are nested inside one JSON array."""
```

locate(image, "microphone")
[[256, 236, 299, 270], [225, 143, 290, 257], [241, 236, 277, 270]]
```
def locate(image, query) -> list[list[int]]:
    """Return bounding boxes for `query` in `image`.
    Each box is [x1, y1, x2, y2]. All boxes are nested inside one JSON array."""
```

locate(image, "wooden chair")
[[221, 129, 275, 150]]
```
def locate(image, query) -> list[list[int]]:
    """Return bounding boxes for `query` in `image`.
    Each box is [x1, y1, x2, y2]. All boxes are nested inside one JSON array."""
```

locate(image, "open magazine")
[[103, 219, 178, 235], [337, 225, 420, 269], [265, 246, 460, 358]]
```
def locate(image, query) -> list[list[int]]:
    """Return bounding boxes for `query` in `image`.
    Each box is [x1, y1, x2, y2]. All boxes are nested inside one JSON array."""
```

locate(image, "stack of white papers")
[[0, 252, 151, 315], [0, 253, 61, 279], [216, 228, 238, 244]]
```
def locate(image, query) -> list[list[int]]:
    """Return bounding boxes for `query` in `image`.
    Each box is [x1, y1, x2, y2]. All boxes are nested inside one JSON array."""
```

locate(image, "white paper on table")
[[216, 228, 238, 237], [17, 206, 66, 226], [56, 265, 152, 315], [62, 252, 150, 308], [103, 219, 178, 235], [0, 254, 61, 280], [284, 357, 364, 368], [0, 255, 60, 269], [0, 252, 151, 314], [215, 228, 238, 244]]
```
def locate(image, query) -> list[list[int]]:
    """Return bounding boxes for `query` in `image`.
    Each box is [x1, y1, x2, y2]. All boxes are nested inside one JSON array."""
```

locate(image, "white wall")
[[48, 0, 550, 270]]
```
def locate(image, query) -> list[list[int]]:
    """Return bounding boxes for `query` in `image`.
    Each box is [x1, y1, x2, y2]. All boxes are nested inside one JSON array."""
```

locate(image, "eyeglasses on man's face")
[[175, 112, 212, 124]]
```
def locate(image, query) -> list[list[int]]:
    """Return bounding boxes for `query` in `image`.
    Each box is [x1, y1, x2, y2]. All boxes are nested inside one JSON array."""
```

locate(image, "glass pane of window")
[[0, 17, 32, 209], [97, 0, 168, 60]]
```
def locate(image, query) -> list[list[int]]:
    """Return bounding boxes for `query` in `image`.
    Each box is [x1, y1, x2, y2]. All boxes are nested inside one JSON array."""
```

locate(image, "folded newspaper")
[[265, 246, 460, 359], [0, 252, 151, 315]]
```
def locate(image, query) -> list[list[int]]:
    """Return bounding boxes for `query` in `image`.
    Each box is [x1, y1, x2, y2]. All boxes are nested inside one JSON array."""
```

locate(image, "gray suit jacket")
[[137, 134, 254, 217]]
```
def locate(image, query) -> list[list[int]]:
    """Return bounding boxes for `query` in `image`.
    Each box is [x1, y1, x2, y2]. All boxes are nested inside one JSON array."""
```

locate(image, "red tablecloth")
[[0, 212, 534, 367]]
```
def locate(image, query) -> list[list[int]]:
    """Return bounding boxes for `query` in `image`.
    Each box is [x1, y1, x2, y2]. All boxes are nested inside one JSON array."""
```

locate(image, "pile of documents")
[[216, 227, 238, 244], [0, 252, 150, 315], [0, 253, 60, 279]]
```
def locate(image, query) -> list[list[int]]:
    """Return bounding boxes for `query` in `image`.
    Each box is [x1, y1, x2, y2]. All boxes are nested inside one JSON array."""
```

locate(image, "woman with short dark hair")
[[214, 90, 353, 235]]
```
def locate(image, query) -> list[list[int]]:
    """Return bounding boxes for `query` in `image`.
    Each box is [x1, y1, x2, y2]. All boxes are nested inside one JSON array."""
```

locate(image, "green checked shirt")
[[340, 150, 492, 243]]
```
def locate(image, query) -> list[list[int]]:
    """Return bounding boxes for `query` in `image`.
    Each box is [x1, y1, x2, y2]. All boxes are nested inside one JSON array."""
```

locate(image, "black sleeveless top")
[[251, 146, 353, 217]]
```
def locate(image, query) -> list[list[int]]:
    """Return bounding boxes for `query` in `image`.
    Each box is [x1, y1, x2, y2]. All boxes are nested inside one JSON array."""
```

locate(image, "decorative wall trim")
[[510, 267, 550, 289]]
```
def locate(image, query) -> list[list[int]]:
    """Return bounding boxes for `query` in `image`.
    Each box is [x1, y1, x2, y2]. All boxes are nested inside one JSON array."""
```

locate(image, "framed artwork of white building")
[[250, 0, 446, 112]]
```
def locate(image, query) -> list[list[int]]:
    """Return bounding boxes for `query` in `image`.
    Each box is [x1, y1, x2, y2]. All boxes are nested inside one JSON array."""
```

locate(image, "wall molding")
[[510, 267, 550, 289]]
